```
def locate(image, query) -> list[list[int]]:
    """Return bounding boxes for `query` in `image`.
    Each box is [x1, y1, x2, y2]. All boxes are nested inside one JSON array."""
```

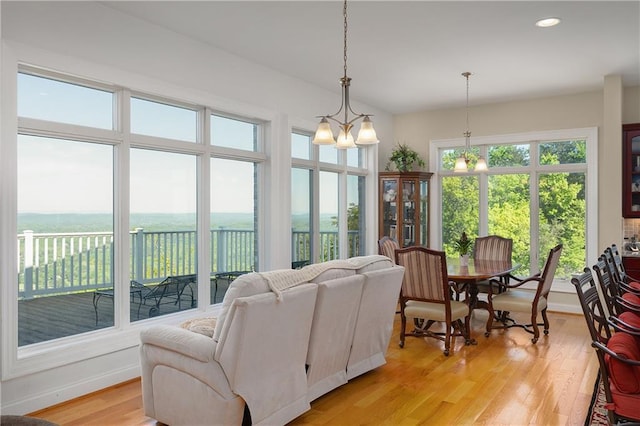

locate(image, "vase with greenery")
[[453, 231, 473, 266], [386, 143, 425, 172]]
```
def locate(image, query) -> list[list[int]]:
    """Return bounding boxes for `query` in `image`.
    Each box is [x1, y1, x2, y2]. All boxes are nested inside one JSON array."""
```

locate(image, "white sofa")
[[139, 255, 404, 426]]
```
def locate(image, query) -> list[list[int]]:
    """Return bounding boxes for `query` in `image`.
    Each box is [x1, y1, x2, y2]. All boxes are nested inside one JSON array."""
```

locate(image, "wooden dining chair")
[[485, 244, 562, 343], [378, 236, 400, 263], [395, 246, 472, 356], [473, 235, 514, 296]]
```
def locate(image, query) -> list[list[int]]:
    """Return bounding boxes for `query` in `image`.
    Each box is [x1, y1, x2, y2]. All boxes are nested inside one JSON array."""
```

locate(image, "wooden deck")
[[17, 278, 232, 346]]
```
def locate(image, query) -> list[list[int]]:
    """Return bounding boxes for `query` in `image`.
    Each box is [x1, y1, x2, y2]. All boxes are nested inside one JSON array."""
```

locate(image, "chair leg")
[[462, 316, 472, 345], [541, 308, 550, 335], [443, 323, 451, 356], [530, 312, 540, 344], [399, 312, 407, 348], [485, 304, 495, 337]]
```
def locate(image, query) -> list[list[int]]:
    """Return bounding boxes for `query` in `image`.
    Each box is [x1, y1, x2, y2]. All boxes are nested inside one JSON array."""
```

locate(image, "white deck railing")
[[17, 228, 360, 299]]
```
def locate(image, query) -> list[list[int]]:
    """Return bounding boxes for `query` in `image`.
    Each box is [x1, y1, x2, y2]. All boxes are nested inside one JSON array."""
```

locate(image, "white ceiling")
[[102, 1, 640, 115]]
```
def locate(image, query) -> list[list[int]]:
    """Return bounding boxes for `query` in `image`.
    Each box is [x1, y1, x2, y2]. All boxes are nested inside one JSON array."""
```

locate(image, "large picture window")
[[13, 69, 266, 347], [433, 129, 596, 287]]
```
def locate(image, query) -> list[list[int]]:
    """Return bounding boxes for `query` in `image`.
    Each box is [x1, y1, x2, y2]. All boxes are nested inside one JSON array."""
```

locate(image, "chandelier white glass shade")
[[454, 72, 487, 172], [312, 0, 379, 149]]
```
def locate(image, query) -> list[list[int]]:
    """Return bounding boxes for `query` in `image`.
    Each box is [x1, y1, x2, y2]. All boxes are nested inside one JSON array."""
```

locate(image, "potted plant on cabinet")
[[453, 231, 473, 266], [386, 143, 425, 172]]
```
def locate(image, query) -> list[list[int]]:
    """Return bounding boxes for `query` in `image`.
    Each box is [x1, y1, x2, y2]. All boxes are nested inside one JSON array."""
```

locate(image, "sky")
[[16, 72, 359, 216]]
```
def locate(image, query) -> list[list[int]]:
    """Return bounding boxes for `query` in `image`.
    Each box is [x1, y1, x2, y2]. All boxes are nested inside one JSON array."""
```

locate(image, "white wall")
[[393, 85, 640, 252], [0, 2, 392, 414]]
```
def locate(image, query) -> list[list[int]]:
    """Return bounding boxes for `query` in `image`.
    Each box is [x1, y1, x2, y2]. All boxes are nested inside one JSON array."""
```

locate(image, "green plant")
[[453, 231, 473, 256], [386, 143, 425, 172]]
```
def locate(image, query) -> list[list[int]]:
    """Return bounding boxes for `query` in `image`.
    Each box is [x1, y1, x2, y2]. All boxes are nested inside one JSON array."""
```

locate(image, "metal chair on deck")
[[141, 274, 197, 317], [93, 280, 150, 325]]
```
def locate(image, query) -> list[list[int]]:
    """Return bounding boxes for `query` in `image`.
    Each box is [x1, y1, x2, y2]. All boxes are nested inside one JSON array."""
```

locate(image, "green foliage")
[[331, 203, 359, 230], [441, 147, 586, 279], [453, 231, 473, 256], [386, 143, 425, 172]]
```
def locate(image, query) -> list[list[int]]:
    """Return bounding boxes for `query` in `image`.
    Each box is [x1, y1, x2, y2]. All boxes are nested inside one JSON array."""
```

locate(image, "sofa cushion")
[[606, 332, 640, 394], [213, 272, 270, 341], [181, 317, 217, 337]]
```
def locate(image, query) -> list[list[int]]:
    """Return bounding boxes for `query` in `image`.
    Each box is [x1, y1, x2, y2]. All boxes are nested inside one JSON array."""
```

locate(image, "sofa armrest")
[[140, 325, 215, 363]]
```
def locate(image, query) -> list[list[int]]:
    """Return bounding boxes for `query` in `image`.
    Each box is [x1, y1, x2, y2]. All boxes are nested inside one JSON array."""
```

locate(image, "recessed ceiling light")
[[535, 17, 561, 28]]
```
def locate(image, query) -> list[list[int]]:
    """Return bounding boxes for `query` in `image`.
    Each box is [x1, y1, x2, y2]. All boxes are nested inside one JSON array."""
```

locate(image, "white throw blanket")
[[258, 257, 385, 299]]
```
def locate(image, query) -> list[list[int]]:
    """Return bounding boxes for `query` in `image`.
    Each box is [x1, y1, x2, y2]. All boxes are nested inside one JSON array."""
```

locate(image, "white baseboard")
[[2, 356, 140, 415]]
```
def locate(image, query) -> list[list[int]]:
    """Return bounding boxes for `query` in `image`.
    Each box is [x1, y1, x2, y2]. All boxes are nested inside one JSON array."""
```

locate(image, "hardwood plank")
[[30, 311, 598, 426]]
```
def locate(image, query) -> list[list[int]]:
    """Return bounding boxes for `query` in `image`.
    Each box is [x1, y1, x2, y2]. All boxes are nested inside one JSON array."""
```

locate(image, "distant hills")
[[17, 212, 337, 233]]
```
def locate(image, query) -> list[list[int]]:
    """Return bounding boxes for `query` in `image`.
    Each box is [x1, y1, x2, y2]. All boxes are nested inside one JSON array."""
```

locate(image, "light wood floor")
[[29, 309, 599, 425]]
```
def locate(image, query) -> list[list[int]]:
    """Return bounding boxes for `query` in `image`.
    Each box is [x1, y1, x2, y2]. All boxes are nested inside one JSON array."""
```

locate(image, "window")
[[291, 167, 312, 264], [433, 129, 596, 287], [131, 97, 198, 142], [130, 148, 197, 321], [347, 174, 365, 256], [18, 72, 113, 129], [320, 171, 339, 261], [210, 157, 258, 302], [211, 114, 258, 151], [291, 131, 368, 264], [13, 69, 267, 348], [17, 135, 114, 344]]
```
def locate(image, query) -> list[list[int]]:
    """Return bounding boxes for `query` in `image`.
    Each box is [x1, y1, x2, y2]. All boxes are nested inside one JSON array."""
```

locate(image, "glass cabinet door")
[[381, 178, 399, 240], [402, 179, 416, 246], [419, 178, 429, 246]]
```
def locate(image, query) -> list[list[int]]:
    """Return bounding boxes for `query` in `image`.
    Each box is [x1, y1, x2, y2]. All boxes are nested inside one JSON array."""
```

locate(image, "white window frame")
[[429, 127, 598, 293], [2, 64, 269, 379], [290, 124, 376, 262]]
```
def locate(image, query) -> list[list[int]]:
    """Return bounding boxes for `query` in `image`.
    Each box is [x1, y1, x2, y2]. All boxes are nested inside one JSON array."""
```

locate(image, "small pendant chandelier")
[[312, 0, 379, 149], [454, 72, 487, 172]]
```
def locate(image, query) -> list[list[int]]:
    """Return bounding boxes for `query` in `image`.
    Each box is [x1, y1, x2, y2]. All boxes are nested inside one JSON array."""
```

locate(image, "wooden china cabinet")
[[378, 171, 432, 248], [622, 123, 640, 218]]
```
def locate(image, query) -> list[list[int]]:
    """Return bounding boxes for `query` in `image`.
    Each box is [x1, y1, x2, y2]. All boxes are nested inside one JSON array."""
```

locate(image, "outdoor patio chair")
[[292, 260, 311, 269], [92, 280, 149, 325], [141, 274, 197, 317]]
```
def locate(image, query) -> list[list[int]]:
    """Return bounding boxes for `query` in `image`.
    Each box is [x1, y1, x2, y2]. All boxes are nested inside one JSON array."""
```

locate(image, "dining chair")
[[485, 244, 562, 343], [572, 267, 640, 425], [593, 253, 640, 320], [591, 253, 640, 340], [473, 235, 514, 296], [378, 236, 400, 263], [395, 246, 472, 356], [606, 245, 640, 292]]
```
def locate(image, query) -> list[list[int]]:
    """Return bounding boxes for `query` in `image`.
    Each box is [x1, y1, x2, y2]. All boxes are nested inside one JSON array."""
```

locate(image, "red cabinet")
[[623, 255, 640, 279], [622, 123, 640, 217]]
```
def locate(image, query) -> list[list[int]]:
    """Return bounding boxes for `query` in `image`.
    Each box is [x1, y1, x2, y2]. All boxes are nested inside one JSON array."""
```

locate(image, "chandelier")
[[454, 72, 487, 172], [312, 0, 378, 149]]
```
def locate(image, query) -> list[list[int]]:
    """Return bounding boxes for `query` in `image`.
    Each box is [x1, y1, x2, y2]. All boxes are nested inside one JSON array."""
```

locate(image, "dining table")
[[446, 257, 520, 312]]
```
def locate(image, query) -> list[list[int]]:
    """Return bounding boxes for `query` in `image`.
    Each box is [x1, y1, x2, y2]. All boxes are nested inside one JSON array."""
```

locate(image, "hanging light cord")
[[343, 0, 348, 80], [463, 72, 471, 151]]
